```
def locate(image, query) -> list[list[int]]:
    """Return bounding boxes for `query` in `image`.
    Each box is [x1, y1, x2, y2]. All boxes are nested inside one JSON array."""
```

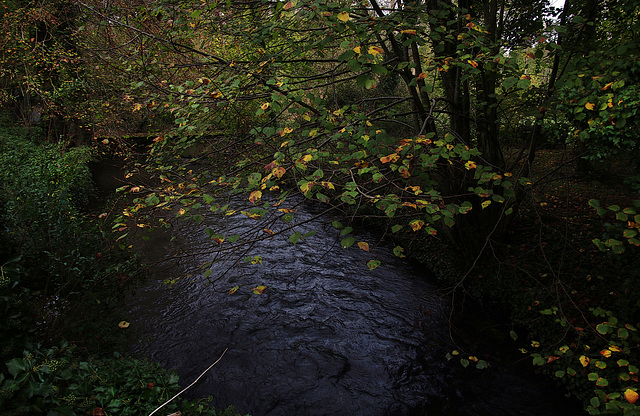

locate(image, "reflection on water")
[[121, 195, 583, 416]]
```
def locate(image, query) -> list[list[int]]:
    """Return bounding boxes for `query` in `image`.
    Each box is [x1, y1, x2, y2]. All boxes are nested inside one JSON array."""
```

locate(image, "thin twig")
[[148, 348, 229, 416]]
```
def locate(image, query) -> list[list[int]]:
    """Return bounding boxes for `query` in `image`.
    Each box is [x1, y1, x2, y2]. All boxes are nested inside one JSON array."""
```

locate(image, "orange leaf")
[[380, 153, 399, 164], [357, 241, 370, 252], [249, 190, 262, 204], [252, 285, 267, 295], [624, 389, 639, 404]]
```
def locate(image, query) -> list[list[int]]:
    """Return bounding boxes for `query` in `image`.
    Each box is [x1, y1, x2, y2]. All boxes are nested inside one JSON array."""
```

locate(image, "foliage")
[[0, 341, 244, 416]]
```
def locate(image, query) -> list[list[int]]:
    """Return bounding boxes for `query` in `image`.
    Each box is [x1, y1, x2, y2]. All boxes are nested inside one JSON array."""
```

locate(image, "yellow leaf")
[[357, 241, 370, 252], [249, 190, 262, 204], [272, 166, 286, 178], [409, 220, 424, 231], [337, 11, 350, 22], [600, 349, 612, 358], [253, 285, 267, 295], [118, 321, 130, 329], [585, 102, 595, 111], [624, 389, 639, 404], [368, 46, 384, 55]]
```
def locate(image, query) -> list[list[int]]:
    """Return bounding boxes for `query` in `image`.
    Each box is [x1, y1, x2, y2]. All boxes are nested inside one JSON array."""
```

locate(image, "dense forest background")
[[1, 0, 640, 414]]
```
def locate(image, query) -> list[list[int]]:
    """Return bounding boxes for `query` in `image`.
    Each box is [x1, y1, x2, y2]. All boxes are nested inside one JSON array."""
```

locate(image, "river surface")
[[96, 159, 583, 416]]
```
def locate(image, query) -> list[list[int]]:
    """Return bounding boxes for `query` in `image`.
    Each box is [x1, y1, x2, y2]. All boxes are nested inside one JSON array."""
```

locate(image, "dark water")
[[93, 159, 583, 416]]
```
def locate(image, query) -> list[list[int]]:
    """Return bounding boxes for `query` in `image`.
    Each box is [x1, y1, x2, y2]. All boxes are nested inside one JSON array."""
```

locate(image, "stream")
[[94, 159, 584, 415]]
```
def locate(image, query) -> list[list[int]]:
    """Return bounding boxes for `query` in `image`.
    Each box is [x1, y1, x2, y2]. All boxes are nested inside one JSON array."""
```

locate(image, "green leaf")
[[339, 226, 353, 236], [6, 358, 26, 378], [367, 259, 381, 271], [476, 360, 489, 369], [341, 236, 355, 248], [289, 231, 301, 245]]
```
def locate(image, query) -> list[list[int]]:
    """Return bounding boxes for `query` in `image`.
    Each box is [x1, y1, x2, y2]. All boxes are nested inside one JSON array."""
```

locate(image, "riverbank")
[[0, 121, 246, 416]]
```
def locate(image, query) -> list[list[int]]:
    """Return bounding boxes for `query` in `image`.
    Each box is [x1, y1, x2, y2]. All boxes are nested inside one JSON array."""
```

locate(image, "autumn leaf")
[[357, 241, 370, 252], [585, 102, 595, 111], [409, 219, 425, 231], [337, 11, 350, 22], [367, 259, 381, 271], [118, 321, 130, 328], [272, 166, 286, 178], [624, 389, 639, 404], [252, 285, 267, 295], [380, 153, 399, 163], [249, 190, 262, 204]]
